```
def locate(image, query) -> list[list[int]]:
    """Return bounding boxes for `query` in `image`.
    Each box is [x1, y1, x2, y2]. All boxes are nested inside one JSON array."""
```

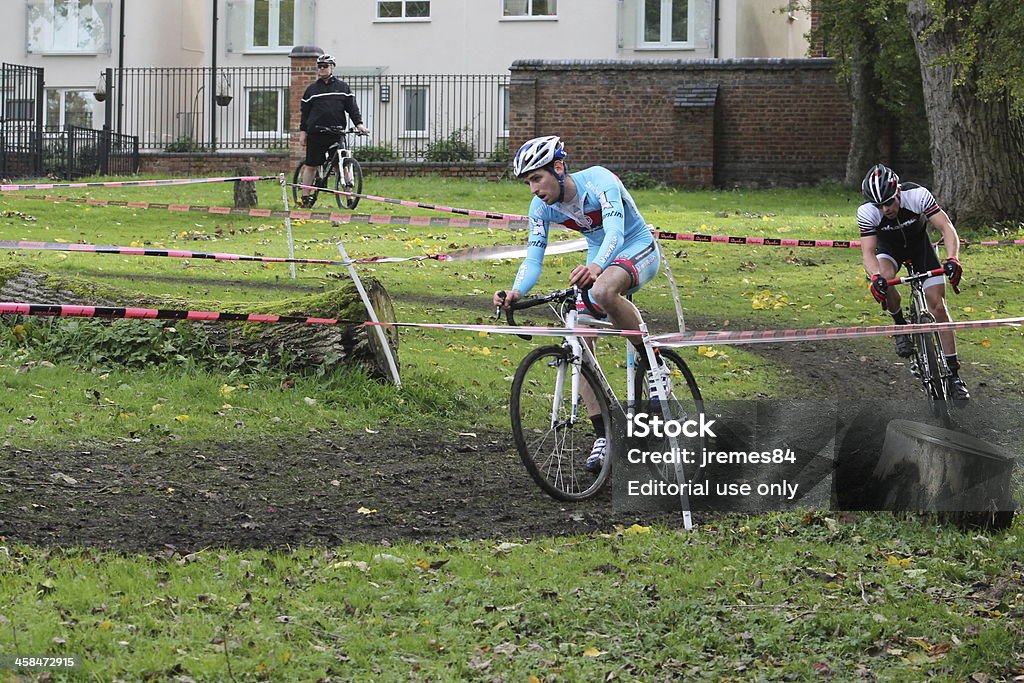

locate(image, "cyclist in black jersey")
[[857, 163, 969, 401]]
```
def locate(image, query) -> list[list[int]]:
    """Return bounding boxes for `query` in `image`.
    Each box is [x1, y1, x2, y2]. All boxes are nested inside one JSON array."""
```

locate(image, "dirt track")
[[3, 327, 1019, 551]]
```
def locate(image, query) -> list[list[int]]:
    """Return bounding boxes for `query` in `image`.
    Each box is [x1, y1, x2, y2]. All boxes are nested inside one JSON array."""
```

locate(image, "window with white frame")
[[246, 88, 290, 137], [225, 0, 314, 53], [377, 1, 430, 20], [499, 85, 510, 136], [641, 0, 691, 47], [402, 86, 428, 136], [502, 0, 556, 18], [26, 0, 112, 54], [44, 89, 95, 128]]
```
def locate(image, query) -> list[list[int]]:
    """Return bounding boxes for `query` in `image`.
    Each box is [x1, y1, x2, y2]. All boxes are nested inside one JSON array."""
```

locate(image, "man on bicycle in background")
[[493, 135, 662, 472], [297, 53, 370, 208], [858, 163, 969, 401]]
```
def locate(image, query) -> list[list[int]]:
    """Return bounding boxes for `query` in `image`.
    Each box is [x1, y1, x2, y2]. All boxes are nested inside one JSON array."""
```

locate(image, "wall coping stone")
[[511, 58, 836, 72]]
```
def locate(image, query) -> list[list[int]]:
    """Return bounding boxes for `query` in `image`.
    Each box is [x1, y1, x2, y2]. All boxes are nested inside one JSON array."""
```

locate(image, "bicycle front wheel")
[[337, 156, 363, 210], [510, 346, 611, 501], [293, 162, 319, 207], [634, 348, 707, 482], [918, 331, 951, 419]]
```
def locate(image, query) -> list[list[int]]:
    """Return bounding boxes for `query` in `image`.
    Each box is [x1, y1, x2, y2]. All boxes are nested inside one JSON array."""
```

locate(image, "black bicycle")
[[886, 265, 955, 418], [292, 126, 367, 210]]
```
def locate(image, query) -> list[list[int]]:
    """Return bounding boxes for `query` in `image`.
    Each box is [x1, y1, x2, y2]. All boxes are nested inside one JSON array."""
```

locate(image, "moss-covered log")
[[0, 265, 399, 381]]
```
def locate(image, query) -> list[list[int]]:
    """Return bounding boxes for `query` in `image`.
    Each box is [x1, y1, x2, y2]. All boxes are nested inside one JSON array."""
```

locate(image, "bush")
[[164, 136, 207, 153], [619, 170, 666, 190], [425, 130, 476, 162], [354, 144, 398, 162], [489, 139, 510, 164]]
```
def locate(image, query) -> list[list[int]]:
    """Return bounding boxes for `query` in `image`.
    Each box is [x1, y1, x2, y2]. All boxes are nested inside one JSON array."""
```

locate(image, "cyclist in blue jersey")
[[493, 135, 662, 471], [858, 163, 969, 401]]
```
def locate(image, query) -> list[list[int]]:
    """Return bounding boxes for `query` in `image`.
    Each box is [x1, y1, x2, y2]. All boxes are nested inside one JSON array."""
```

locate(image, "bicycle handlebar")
[[886, 267, 945, 288], [495, 287, 577, 340], [313, 126, 370, 136]]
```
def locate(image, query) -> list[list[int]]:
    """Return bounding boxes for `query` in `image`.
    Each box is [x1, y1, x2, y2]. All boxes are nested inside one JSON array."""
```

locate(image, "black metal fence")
[[1, 62, 44, 178], [40, 126, 140, 179], [110, 67, 510, 161], [2, 62, 139, 180]]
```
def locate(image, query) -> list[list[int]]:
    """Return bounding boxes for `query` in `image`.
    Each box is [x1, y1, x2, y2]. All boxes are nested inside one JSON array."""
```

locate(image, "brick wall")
[[139, 152, 288, 177], [510, 59, 852, 188]]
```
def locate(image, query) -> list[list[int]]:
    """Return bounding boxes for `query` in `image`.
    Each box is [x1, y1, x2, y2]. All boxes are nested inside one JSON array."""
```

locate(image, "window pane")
[[53, 0, 76, 51], [407, 1, 430, 18], [64, 91, 92, 128], [248, 90, 279, 132], [46, 90, 61, 127], [279, 0, 294, 45], [378, 2, 401, 18], [670, 0, 687, 42], [644, 0, 660, 42], [532, 0, 556, 16], [503, 0, 528, 16], [404, 87, 427, 132], [253, 0, 270, 46]]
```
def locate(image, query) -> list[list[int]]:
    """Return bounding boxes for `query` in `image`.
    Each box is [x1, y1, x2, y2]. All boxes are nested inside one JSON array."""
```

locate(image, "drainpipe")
[[713, 0, 719, 58], [116, 0, 124, 132], [211, 0, 218, 152]]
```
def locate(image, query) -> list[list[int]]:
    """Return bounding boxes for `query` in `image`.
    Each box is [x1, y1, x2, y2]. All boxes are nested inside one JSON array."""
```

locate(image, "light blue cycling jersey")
[[511, 165, 655, 295]]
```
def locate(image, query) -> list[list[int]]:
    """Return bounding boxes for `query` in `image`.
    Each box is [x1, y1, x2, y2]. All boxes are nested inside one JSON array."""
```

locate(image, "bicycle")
[[885, 264, 955, 419], [498, 287, 705, 504], [292, 126, 367, 210]]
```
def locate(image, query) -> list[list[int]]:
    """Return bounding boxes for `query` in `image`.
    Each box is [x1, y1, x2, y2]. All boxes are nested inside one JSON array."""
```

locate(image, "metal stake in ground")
[[337, 241, 402, 387]]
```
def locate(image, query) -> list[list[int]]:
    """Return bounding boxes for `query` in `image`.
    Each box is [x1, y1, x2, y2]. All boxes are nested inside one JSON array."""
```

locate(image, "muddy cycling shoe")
[[299, 195, 314, 209], [950, 376, 971, 402], [894, 334, 915, 358], [585, 437, 607, 473], [646, 367, 672, 403]]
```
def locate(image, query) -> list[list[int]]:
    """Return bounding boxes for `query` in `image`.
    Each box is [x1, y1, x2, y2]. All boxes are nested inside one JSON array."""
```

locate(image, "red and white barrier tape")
[[2, 301, 1019, 345], [0, 175, 278, 192], [290, 182, 530, 222], [1, 193, 528, 229], [0, 238, 587, 265]]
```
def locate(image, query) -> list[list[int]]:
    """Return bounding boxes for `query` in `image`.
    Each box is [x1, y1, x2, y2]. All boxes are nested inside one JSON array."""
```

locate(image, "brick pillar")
[[508, 75, 537, 152], [672, 84, 718, 187], [289, 45, 324, 171]]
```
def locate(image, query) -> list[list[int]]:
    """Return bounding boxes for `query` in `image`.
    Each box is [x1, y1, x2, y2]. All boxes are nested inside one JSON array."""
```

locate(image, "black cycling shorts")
[[304, 132, 341, 167], [875, 234, 941, 276]]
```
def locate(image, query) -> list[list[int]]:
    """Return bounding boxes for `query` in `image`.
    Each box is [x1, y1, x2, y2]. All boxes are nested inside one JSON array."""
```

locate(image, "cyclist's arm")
[[927, 209, 960, 261], [590, 181, 626, 272], [859, 234, 883, 277], [510, 214, 549, 296]]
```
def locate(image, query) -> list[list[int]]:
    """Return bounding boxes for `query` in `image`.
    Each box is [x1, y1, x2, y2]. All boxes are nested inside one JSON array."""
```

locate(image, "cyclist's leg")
[[876, 242, 914, 357], [588, 239, 660, 333], [300, 134, 329, 204]]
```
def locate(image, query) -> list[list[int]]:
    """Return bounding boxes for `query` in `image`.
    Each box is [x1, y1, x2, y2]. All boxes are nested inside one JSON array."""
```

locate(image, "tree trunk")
[[233, 165, 258, 208], [0, 267, 399, 381], [845, 36, 889, 185], [907, 0, 1024, 226]]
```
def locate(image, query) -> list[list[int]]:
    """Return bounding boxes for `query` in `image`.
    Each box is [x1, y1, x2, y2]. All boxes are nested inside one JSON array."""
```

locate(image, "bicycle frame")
[[886, 265, 953, 409]]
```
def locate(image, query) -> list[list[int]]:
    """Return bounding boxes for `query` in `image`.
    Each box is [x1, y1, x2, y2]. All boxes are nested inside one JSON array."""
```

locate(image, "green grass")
[[1, 513, 1021, 680], [2, 175, 1023, 679]]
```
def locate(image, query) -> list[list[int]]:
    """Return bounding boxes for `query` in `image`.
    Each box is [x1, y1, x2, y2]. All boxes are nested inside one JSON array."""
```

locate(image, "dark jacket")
[[299, 76, 363, 132]]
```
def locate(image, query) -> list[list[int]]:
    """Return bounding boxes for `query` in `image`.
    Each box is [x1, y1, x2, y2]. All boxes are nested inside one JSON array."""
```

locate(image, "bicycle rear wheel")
[[510, 346, 612, 501], [293, 162, 319, 207], [634, 348, 707, 482], [337, 156, 363, 210]]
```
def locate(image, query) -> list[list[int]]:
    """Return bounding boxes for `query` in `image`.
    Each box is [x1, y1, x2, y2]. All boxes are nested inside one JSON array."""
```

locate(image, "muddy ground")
[[2, 318, 1021, 552]]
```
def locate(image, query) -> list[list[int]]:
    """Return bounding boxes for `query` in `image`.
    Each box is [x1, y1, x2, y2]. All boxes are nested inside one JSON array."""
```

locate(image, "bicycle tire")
[[919, 331, 952, 420], [634, 348, 707, 483], [510, 345, 612, 501], [338, 156, 363, 210], [292, 161, 319, 207]]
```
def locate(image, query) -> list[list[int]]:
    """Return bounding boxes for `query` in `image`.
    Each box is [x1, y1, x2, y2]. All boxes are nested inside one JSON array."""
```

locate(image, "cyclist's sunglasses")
[[874, 195, 898, 208]]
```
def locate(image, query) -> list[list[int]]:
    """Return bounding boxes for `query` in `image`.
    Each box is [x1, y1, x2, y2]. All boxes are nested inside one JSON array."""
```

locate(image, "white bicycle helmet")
[[316, 53, 336, 66], [512, 135, 566, 178], [862, 163, 900, 205]]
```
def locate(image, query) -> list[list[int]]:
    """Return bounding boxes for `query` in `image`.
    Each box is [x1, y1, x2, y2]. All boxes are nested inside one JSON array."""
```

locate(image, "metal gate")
[[1, 62, 45, 179]]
